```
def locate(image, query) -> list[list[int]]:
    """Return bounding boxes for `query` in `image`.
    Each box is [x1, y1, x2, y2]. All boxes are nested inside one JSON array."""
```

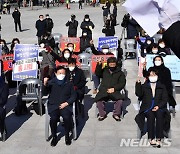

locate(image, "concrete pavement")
[[1, 3, 180, 154]]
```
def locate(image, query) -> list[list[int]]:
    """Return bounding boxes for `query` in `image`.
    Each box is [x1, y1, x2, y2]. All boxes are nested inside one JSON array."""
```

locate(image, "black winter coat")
[[80, 20, 95, 39], [143, 65, 173, 94], [36, 20, 46, 37], [94, 65, 126, 102], [0, 80, 9, 108], [12, 10, 21, 22], [66, 67, 86, 95], [135, 81, 168, 113], [44, 78, 77, 114], [127, 18, 138, 39], [163, 21, 180, 59], [66, 20, 78, 37], [45, 18, 54, 32], [80, 36, 91, 52]]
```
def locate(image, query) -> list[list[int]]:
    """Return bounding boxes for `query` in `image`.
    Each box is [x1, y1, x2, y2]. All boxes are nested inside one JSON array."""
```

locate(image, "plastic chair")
[[44, 100, 77, 141], [78, 53, 92, 80], [124, 39, 136, 59], [153, 34, 162, 43], [52, 33, 62, 44], [16, 78, 43, 116]]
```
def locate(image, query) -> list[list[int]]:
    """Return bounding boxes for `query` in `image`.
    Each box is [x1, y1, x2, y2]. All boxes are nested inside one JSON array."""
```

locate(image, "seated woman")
[[94, 57, 126, 121], [157, 39, 171, 55], [0, 75, 9, 136], [43, 66, 77, 147], [143, 55, 176, 112], [0, 39, 9, 55], [135, 68, 168, 148]]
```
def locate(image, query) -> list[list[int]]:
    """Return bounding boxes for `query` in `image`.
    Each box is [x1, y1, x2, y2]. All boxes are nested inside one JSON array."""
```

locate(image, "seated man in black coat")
[[0, 75, 9, 136], [67, 58, 86, 116], [94, 57, 126, 121], [43, 66, 77, 147]]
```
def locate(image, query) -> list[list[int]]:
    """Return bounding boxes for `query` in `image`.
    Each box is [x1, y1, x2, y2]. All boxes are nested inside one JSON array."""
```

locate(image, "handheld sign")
[[12, 44, 39, 81]]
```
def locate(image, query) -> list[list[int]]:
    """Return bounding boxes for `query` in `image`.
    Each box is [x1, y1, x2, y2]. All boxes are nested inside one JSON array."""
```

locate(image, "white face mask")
[[64, 53, 70, 59], [69, 66, 75, 72], [152, 49, 158, 54], [68, 47, 73, 52], [40, 43, 45, 48], [102, 49, 109, 54], [85, 18, 89, 22], [149, 76, 158, 83], [159, 44, 165, 48], [147, 40, 151, 45], [154, 60, 162, 66], [56, 74, 65, 80], [83, 33, 87, 36]]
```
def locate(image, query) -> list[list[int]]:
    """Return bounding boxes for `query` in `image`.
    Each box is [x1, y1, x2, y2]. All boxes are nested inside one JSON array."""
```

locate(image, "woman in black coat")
[[135, 68, 168, 147], [143, 55, 176, 110], [0, 76, 9, 135]]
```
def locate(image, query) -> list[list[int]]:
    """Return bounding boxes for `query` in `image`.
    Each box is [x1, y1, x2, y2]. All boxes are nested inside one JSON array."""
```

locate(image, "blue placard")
[[98, 36, 118, 51], [146, 54, 180, 81], [12, 44, 39, 81]]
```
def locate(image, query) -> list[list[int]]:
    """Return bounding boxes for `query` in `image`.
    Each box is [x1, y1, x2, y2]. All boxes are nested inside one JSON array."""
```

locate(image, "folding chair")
[[16, 78, 43, 116], [124, 39, 136, 59], [78, 53, 92, 80], [44, 100, 77, 141]]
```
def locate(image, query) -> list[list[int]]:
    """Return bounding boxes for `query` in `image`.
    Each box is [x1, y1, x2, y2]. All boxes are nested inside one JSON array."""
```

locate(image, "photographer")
[[121, 13, 139, 39]]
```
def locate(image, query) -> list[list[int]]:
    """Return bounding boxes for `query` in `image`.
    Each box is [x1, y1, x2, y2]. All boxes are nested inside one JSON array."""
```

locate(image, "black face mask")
[[109, 66, 116, 72]]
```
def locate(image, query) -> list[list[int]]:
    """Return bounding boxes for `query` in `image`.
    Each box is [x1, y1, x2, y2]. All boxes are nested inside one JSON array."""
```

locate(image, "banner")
[[146, 54, 180, 81], [12, 44, 39, 81], [2, 54, 14, 71], [91, 55, 114, 74], [60, 37, 80, 52], [98, 36, 118, 51]]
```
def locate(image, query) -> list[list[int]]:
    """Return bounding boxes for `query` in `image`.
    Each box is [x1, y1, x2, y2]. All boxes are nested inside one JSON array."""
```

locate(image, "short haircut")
[[107, 57, 117, 65], [68, 58, 76, 65], [39, 15, 44, 18], [55, 66, 66, 73], [67, 42, 74, 48], [147, 67, 159, 77]]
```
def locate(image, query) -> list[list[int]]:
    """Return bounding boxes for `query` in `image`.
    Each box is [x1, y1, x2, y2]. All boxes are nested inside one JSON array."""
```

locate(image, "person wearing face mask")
[[135, 68, 169, 148], [158, 39, 171, 56], [94, 57, 126, 121], [90, 44, 114, 94], [40, 32, 56, 50], [80, 32, 91, 53], [39, 43, 56, 81], [10, 38, 20, 54], [67, 43, 75, 53], [43, 66, 77, 146], [136, 36, 154, 57], [0, 39, 9, 55], [150, 43, 159, 54], [35, 15, 46, 45], [80, 14, 95, 40], [66, 58, 86, 116], [66, 14, 78, 37], [0, 75, 9, 138], [44, 14, 54, 34], [143, 55, 176, 112]]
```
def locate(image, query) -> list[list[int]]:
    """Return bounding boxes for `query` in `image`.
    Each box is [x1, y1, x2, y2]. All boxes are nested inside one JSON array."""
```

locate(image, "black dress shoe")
[[65, 135, 71, 145], [51, 136, 57, 147]]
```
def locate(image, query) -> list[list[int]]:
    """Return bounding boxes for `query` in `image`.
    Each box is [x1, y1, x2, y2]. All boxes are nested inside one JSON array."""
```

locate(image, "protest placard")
[[91, 55, 114, 74], [98, 36, 118, 51], [60, 37, 80, 52], [146, 54, 180, 81], [12, 44, 39, 81]]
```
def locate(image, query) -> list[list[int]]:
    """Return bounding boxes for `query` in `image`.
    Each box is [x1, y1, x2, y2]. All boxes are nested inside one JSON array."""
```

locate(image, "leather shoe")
[[51, 136, 57, 147], [65, 135, 71, 145]]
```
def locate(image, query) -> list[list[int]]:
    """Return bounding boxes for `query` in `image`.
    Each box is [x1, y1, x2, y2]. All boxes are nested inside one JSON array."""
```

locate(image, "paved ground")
[[1, 3, 180, 154]]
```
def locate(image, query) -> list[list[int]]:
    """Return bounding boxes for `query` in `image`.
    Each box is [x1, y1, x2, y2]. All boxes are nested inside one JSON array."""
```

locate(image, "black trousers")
[[145, 110, 164, 140], [0, 107, 6, 134], [168, 93, 176, 108], [15, 21, 22, 32], [49, 108, 72, 137], [75, 90, 84, 116]]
